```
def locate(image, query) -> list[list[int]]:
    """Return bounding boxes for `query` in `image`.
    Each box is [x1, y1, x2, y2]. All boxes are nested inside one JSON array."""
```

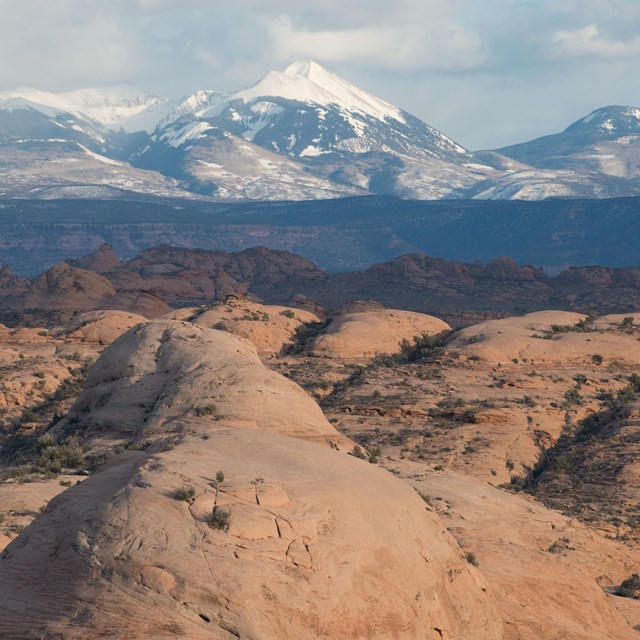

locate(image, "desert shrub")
[[280, 309, 295, 319], [350, 445, 369, 460], [215, 470, 225, 484], [628, 373, 640, 391], [209, 507, 231, 532], [616, 574, 640, 598], [617, 385, 637, 403], [174, 486, 196, 503], [399, 332, 448, 363], [591, 354, 604, 365], [563, 387, 583, 407], [544, 317, 596, 339], [36, 436, 84, 474], [285, 319, 332, 354], [368, 446, 382, 464], [620, 317, 636, 330], [195, 404, 217, 417], [465, 551, 479, 567]]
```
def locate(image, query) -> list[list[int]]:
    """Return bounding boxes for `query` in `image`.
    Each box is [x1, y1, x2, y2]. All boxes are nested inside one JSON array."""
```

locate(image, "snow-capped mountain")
[[199, 59, 469, 161], [496, 106, 640, 181], [0, 99, 197, 200], [134, 60, 500, 199], [136, 118, 365, 200], [1, 63, 639, 202], [0, 85, 171, 132]]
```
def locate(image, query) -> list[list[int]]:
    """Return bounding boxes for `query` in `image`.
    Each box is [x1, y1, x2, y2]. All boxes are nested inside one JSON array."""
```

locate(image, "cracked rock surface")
[[0, 321, 503, 639]]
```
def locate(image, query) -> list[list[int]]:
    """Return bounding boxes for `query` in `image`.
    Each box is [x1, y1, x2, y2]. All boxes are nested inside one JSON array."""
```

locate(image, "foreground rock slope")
[[0, 321, 503, 639]]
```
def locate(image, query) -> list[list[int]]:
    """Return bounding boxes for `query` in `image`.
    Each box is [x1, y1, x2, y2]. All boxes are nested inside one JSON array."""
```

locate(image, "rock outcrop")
[[69, 243, 121, 274], [22, 263, 117, 311], [165, 298, 320, 356], [310, 309, 451, 359], [54, 310, 148, 344], [449, 310, 640, 365], [0, 321, 504, 639]]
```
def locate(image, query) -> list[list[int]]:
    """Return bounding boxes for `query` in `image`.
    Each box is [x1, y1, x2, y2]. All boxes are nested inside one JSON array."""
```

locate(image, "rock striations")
[[0, 321, 504, 639]]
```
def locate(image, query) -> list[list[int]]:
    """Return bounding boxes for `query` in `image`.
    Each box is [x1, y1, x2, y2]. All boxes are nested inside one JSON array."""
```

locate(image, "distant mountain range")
[[0, 60, 639, 201]]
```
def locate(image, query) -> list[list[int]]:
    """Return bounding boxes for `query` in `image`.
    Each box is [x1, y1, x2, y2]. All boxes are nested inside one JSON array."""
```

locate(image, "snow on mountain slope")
[[0, 136, 200, 200], [210, 59, 406, 124], [497, 105, 640, 180], [195, 60, 468, 162], [0, 86, 171, 132], [136, 116, 365, 200], [139, 59, 490, 200], [457, 168, 640, 200], [2, 64, 640, 202]]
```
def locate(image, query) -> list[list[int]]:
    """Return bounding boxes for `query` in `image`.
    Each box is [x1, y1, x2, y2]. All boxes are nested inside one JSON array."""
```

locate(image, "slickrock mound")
[[20, 263, 170, 319], [69, 243, 121, 274], [22, 263, 116, 311], [108, 290, 171, 318], [57, 321, 351, 448], [0, 474, 85, 551], [0, 321, 503, 639], [310, 309, 451, 359], [476, 257, 544, 282], [450, 310, 640, 365], [402, 462, 640, 640], [593, 313, 640, 330], [0, 265, 29, 297], [54, 310, 148, 344], [104, 245, 324, 306], [167, 298, 320, 356], [558, 265, 640, 287]]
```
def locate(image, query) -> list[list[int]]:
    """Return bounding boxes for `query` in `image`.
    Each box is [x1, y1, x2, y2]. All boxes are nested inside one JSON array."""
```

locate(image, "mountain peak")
[[283, 59, 325, 79], [227, 60, 405, 124], [566, 105, 640, 135]]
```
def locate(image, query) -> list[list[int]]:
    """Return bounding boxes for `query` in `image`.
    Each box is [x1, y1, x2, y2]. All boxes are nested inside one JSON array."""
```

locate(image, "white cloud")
[[267, 15, 490, 71], [551, 25, 640, 59]]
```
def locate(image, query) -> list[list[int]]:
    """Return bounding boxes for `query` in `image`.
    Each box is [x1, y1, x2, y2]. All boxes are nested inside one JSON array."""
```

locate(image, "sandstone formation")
[[69, 243, 121, 274], [20, 263, 170, 319], [165, 298, 320, 356], [449, 310, 640, 365], [54, 310, 148, 344], [404, 463, 640, 640], [0, 321, 504, 639], [22, 263, 117, 311], [310, 309, 451, 359], [8, 245, 640, 329]]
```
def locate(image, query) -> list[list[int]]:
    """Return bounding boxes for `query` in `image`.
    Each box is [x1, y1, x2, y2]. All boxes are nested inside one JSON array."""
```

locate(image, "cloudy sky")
[[1, 0, 639, 148]]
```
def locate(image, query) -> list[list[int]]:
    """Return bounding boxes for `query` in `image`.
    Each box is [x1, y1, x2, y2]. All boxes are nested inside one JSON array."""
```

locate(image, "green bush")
[[36, 436, 84, 474]]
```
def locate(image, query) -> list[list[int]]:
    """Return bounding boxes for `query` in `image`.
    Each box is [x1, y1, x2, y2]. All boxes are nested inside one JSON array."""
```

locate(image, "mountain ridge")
[[1, 61, 639, 201]]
